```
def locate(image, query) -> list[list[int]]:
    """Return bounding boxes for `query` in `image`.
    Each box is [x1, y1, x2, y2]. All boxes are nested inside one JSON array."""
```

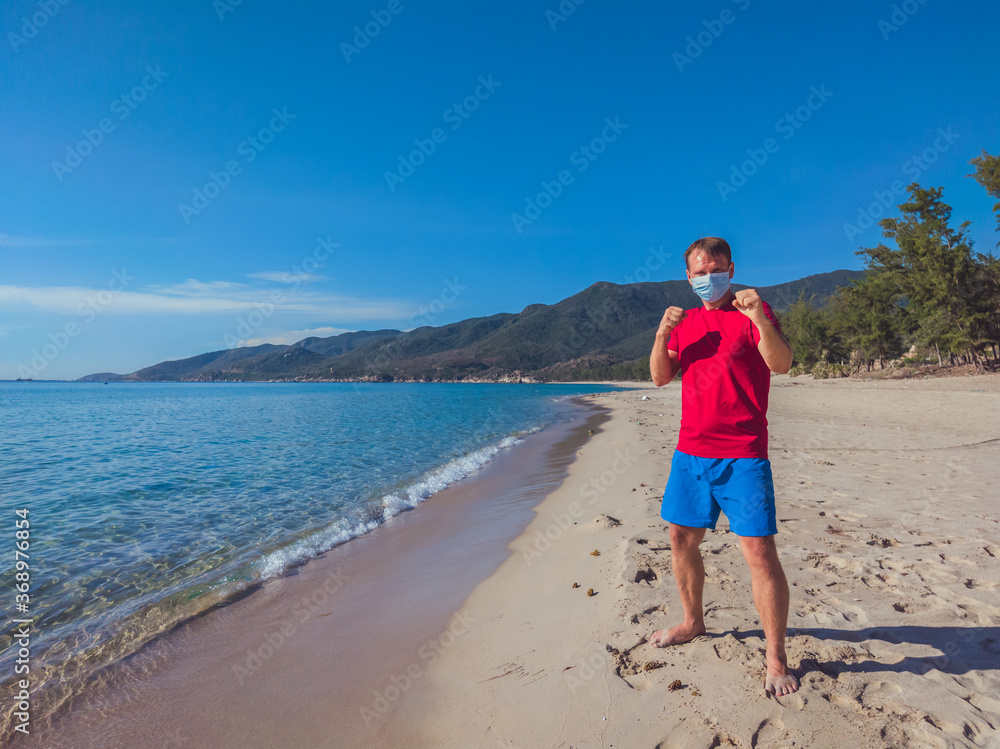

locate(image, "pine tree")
[[967, 151, 1000, 361], [863, 184, 985, 364], [781, 292, 843, 370], [969, 150, 1000, 238], [830, 273, 905, 370]]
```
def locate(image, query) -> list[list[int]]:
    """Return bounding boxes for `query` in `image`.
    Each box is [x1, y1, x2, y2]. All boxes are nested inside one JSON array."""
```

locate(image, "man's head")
[[685, 237, 735, 306], [684, 237, 733, 281]]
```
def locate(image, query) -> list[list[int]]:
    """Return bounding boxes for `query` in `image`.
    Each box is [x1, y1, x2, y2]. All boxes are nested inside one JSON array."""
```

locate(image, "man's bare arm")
[[755, 316, 793, 374], [650, 306, 685, 386], [733, 289, 793, 374]]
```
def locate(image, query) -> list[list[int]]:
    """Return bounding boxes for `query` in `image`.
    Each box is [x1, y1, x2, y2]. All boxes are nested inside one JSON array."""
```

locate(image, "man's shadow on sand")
[[731, 625, 1000, 677]]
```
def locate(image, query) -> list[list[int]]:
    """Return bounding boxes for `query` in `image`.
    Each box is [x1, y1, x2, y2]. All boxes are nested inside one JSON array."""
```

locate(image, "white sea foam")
[[252, 428, 541, 580]]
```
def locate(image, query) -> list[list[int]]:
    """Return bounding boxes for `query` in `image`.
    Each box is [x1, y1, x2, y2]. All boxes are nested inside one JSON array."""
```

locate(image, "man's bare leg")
[[738, 535, 799, 695], [650, 524, 707, 647]]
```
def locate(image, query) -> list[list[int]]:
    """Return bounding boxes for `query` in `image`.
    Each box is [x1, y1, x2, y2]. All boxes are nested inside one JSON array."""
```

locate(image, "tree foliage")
[[781, 293, 843, 369], [828, 274, 900, 365], [969, 149, 1000, 236], [784, 154, 1000, 376], [568, 355, 651, 381]]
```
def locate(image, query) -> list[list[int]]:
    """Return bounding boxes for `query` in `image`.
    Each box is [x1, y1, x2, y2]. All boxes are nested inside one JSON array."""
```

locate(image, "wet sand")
[[28, 397, 612, 749]]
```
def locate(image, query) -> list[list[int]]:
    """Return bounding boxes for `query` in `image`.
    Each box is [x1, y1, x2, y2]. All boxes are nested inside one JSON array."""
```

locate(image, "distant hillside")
[[80, 270, 865, 383]]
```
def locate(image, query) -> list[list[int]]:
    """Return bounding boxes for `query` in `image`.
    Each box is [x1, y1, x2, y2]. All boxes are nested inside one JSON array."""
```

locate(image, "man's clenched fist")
[[733, 289, 765, 320], [657, 306, 686, 338]]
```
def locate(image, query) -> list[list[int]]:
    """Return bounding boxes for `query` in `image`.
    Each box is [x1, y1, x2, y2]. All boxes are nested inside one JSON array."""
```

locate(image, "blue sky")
[[2, 0, 998, 379]]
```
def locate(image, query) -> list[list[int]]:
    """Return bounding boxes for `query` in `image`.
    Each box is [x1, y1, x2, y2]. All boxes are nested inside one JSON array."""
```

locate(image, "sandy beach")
[[371, 373, 1000, 749], [24, 374, 1000, 749]]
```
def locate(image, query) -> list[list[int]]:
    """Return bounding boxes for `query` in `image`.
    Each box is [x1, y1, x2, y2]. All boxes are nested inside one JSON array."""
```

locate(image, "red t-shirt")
[[666, 298, 782, 459]]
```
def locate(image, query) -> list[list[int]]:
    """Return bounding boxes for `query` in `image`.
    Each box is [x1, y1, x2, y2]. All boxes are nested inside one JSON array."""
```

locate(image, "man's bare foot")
[[765, 671, 800, 696], [649, 621, 706, 647]]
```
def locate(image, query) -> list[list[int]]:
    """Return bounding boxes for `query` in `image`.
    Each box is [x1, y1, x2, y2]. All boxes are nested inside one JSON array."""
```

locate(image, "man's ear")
[[728, 262, 735, 280], [686, 268, 692, 284]]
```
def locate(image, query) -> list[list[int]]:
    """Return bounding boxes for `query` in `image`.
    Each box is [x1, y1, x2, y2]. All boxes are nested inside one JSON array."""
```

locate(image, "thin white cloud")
[[247, 271, 327, 284], [241, 326, 354, 346], [151, 279, 249, 295], [0, 282, 413, 320], [0, 235, 180, 247], [0, 235, 96, 248]]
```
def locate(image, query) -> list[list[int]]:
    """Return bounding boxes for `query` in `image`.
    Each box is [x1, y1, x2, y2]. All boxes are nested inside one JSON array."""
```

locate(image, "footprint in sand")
[[894, 724, 952, 749], [627, 555, 668, 587], [965, 689, 1000, 715], [837, 601, 869, 624], [926, 585, 1000, 622], [772, 690, 806, 711], [859, 571, 901, 592], [856, 679, 906, 716], [890, 600, 934, 615], [655, 717, 738, 749], [920, 712, 988, 744], [937, 552, 977, 568], [712, 634, 751, 664], [629, 604, 668, 625], [820, 689, 863, 712], [750, 717, 796, 746], [804, 598, 869, 626], [824, 556, 869, 580]]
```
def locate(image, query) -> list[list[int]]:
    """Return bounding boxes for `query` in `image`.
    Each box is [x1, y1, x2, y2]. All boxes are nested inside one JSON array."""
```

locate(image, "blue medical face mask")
[[690, 270, 731, 302]]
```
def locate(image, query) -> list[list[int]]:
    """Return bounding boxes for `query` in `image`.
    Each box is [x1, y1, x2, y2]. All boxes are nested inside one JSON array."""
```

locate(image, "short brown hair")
[[684, 237, 732, 269]]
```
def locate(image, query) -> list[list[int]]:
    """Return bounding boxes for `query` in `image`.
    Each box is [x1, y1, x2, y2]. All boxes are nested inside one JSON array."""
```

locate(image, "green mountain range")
[[79, 270, 864, 383]]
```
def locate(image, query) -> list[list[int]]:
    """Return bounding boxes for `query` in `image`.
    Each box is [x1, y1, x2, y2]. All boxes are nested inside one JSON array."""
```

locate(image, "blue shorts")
[[660, 449, 777, 537]]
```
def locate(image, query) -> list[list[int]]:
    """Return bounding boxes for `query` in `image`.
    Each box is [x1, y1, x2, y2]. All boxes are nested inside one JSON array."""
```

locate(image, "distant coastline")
[[76, 270, 864, 384]]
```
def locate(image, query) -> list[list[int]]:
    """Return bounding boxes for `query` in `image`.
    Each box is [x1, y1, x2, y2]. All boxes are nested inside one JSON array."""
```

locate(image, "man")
[[647, 237, 799, 696]]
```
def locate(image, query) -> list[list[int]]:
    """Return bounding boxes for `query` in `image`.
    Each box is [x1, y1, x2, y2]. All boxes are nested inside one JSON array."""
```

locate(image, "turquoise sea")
[[0, 381, 622, 722]]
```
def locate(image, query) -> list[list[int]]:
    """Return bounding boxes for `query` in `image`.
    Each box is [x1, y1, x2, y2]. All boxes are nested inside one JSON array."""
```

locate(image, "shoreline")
[[1, 383, 630, 739], [372, 373, 1000, 748], [27, 394, 614, 748], [20, 374, 1000, 747]]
